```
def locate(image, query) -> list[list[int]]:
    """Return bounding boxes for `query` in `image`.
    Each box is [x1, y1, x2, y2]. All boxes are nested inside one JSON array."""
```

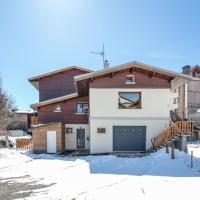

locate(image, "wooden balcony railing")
[[152, 121, 194, 149], [31, 116, 38, 126]]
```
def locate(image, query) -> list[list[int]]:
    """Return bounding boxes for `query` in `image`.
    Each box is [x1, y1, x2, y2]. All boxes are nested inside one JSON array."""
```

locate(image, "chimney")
[[104, 60, 109, 69], [182, 65, 191, 75]]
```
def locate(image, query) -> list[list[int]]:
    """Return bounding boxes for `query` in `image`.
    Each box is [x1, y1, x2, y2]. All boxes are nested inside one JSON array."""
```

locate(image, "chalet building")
[[29, 62, 196, 154], [170, 65, 200, 127]]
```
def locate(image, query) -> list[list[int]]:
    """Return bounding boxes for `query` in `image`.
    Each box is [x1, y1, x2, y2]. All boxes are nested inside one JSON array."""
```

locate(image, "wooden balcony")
[[31, 116, 39, 126]]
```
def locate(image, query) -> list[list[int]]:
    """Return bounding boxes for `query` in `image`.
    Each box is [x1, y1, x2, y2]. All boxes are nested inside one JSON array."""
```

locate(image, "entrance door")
[[77, 129, 85, 149], [47, 131, 57, 153]]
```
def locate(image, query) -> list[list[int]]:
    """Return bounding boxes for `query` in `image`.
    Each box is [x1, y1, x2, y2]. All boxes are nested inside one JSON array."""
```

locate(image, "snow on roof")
[[14, 110, 33, 114]]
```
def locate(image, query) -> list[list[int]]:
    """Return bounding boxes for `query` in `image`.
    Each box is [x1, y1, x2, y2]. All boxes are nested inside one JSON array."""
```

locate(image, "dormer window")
[[126, 75, 135, 84], [54, 105, 61, 112]]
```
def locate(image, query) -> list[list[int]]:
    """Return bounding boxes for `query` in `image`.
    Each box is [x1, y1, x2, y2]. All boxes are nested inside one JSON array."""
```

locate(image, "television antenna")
[[90, 44, 105, 68]]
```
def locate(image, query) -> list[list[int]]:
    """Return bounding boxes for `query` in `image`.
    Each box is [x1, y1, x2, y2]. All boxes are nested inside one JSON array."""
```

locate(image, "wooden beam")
[[168, 77, 174, 83], [109, 72, 114, 78], [129, 67, 136, 73], [90, 77, 94, 83], [148, 72, 157, 78], [148, 72, 153, 78]]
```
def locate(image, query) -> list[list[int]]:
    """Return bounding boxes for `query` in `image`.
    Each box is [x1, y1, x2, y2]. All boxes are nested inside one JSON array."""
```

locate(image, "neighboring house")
[[170, 65, 200, 127], [7, 111, 33, 136], [29, 62, 195, 154]]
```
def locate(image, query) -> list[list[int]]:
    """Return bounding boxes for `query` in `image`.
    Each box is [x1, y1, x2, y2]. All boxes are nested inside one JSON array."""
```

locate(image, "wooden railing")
[[16, 139, 32, 150], [31, 116, 38, 126], [152, 121, 194, 149]]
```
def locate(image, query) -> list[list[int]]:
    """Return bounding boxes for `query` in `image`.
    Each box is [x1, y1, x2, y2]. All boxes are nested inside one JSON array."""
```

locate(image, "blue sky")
[[1, 0, 200, 110]]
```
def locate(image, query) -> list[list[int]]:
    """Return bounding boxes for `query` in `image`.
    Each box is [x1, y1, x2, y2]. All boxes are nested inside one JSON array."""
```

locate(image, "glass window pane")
[[76, 103, 82, 113], [82, 104, 88, 113], [54, 105, 61, 112], [119, 92, 141, 109], [76, 103, 88, 113]]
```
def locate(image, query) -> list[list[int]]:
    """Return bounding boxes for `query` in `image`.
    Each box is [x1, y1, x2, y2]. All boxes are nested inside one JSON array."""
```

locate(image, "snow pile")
[[0, 147, 200, 200], [0, 149, 32, 169], [187, 142, 200, 172]]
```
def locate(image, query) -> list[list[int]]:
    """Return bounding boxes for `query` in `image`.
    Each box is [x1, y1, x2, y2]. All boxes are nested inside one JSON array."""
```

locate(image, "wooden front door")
[[77, 129, 85, 149]]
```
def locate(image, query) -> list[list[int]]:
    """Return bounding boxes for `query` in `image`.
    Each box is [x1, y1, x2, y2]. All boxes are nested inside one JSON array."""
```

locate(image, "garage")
[[113, 126, 146, 151]]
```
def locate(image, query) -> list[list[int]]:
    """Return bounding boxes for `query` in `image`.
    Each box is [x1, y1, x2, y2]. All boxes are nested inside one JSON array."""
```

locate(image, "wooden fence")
[[16, 139, 32, 150]]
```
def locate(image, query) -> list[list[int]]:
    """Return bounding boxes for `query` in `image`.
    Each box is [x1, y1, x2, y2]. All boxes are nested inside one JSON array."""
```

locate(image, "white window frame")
[[126, 75, 135, 85], [54, 104, 61, 112]]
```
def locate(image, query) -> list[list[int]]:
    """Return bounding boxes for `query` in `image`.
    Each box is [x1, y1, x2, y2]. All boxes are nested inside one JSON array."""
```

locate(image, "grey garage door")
[[113, 126, 146, 151]]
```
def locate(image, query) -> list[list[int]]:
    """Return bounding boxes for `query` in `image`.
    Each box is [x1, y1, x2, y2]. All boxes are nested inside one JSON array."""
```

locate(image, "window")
[[126, 75, 135, 84], [119, 92, 141, 109], [173, 97, 179, 104], [65, 127, 73, 134], [173, 88, 178, 93], [76, 103, 89, 113], [54, 105, 61, 112], [97, 128, 106, 133]]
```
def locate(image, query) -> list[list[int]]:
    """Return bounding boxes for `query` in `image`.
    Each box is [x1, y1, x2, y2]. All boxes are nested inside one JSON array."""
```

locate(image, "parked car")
[[0, 137, 14, 148]]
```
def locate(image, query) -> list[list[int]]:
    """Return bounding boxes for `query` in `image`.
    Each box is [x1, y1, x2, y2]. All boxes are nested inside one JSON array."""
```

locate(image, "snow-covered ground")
[[0, 145, 200, 200]]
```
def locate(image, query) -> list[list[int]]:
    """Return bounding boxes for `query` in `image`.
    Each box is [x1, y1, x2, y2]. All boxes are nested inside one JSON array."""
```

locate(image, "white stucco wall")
[[65, 124, 89, 150], [89, 88, 171, 153], [90, 88, 171, 118], [90, 118, 169, 153]]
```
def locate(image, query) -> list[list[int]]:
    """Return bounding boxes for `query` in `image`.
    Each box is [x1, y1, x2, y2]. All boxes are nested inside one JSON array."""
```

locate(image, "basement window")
[[126, 75, 135, 84], [76, 103, 89, 113], [119, 92, 141, 109], [54, 105, 61, 112], [65, 127, 73, 134], [97, 128, 106, 134]]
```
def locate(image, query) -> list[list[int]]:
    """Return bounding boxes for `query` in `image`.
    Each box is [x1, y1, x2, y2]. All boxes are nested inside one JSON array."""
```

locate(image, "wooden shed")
[[31, 122, 65, 153]]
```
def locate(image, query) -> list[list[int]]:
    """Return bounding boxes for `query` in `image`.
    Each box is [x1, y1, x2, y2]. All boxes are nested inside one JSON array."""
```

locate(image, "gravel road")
[[0, 175, 54, 200]]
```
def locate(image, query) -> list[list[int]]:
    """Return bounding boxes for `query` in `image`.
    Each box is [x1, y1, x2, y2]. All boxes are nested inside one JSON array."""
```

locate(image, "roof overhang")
[[31, 92, 78, 109], [74, 61, 199, 96], [75, 61, 197, 82], [28, 66, 92, 90]]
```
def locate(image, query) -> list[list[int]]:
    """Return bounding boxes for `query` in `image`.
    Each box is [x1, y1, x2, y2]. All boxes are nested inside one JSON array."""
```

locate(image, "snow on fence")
[[16, 139, 32, 150]]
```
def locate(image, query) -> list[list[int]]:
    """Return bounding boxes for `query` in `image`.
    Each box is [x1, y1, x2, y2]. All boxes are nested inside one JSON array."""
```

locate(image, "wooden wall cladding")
[[89, 69, 171, 89], [39, 69, 88, 101], [38, 96, 89, 124]]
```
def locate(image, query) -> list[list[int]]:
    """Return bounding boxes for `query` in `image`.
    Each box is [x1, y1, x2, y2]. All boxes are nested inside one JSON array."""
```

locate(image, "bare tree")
[[0, 77, 16, 147]]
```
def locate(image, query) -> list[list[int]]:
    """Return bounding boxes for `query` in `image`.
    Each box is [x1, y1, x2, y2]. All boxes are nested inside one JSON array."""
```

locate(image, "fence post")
[[166, 143, 169, 154], [191, 151, 193, 168], [171, 142, 175, 159]]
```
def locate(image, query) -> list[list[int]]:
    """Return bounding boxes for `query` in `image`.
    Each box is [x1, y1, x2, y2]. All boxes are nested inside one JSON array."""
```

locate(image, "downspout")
[[185, 82, 188, 119]]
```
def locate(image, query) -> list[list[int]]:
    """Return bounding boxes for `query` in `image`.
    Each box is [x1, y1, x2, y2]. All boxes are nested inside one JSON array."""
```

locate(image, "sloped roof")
[[74, 61, 197, 82], [31, 92, 78, 109], [28, 66, 92, 90], [30, 61, 200, 108]]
